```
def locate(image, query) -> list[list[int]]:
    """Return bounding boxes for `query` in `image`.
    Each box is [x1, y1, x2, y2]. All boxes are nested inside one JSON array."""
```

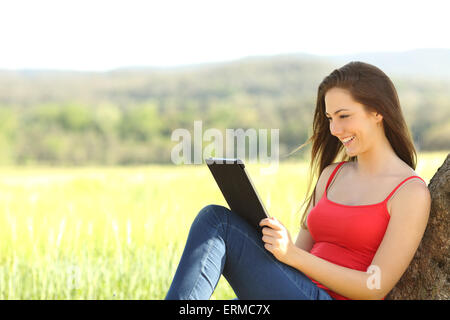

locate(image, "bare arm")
[[286, 180, 431, 300], [294, 205, 315, 252]]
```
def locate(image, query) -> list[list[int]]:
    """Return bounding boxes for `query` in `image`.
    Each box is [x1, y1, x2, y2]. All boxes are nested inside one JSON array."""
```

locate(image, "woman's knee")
[[194, 204, 231, 227]]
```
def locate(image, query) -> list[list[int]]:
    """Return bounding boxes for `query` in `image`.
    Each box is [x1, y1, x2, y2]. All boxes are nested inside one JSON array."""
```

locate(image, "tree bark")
[[386, 154, 449, 300]]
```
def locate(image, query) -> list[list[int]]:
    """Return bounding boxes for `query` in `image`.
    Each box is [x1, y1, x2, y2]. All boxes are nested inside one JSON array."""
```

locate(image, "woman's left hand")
[[259, 217, 295, 265]]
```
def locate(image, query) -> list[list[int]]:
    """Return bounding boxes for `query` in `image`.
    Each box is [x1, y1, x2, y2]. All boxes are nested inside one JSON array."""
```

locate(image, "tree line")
[[0, 57, 448, 165]]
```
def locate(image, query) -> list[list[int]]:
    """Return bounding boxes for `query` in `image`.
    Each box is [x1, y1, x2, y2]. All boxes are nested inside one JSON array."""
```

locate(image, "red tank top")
[[306, 161, 425, 300]]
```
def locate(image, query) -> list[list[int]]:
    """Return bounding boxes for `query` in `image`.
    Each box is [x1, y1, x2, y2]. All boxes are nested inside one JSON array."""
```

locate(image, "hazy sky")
[[1, 0, 448, 71]]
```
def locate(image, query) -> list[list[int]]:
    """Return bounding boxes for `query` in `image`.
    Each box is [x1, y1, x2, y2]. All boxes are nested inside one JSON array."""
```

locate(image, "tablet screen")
[[205, 157, 270, 231]]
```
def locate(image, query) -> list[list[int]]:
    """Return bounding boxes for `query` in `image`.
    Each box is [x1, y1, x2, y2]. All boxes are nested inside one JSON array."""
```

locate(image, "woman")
[[165, 61, 431, 300]]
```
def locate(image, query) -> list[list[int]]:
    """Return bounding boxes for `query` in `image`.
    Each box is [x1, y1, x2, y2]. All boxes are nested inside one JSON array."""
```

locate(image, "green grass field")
[[0, 151, 447, 299]]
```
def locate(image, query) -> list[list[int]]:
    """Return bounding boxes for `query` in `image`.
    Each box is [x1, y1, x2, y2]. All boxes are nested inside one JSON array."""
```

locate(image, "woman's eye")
[[327, 115, 349, 121]]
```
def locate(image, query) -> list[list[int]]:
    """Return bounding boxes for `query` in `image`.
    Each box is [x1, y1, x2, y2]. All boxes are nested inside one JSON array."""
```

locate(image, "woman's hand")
[[259, 217, 295, 265]]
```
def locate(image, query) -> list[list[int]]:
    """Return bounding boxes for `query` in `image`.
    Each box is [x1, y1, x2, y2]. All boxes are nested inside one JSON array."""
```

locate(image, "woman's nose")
[[329, 122, 343, 137]]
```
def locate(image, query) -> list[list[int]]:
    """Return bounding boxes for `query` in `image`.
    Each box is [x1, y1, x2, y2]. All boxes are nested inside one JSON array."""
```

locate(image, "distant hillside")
[[0, 49, 448, 165], [0, 56, 336, 106], [112, 48, 450, 80], [113, 48, 450, 81]]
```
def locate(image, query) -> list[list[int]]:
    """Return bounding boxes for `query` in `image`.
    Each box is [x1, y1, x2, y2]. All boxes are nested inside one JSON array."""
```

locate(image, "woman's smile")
[[342, 136, 356, 147]]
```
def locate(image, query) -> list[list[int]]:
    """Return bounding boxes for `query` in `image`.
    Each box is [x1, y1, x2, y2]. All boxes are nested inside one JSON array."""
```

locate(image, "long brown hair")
[[293, 61, 417, 230]]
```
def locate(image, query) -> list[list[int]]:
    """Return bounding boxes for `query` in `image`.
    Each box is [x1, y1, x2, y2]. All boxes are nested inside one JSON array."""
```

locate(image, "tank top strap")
[[383, 176, 426, 203], [325, 161, 346, 191]]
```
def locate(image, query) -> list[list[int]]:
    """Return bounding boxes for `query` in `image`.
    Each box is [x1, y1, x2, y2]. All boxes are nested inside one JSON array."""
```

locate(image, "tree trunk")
[[385, 154, 449, 299]]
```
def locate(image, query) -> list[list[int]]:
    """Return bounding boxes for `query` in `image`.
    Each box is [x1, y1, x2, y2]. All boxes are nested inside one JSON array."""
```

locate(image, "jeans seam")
[[187, 228, 217, 300], [186, 205, 226, 300]]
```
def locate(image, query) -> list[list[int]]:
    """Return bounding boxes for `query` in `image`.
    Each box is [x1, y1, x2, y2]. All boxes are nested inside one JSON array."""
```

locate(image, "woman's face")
[[324, 87, 382, 157]]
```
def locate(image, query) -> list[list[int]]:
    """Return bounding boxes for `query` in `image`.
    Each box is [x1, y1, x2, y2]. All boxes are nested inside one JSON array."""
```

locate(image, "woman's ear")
[[377, 113, 383, 125], [373, 112, 383, 126]]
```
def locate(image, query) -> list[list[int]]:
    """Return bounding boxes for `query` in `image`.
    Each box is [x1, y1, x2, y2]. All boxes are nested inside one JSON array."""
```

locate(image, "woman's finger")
[[262, 235, 275, 244], [259, 217, 282, 231], [262, 227, 281, 238], [264, 243, 273, 252], [270, 217, 285, 230]]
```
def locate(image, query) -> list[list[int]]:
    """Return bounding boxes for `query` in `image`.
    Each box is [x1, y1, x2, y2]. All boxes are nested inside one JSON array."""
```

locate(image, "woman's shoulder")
[[385, 162, 429, 215], [321, 161, 348, 179], [323, 160, 346, 173], [389, 175, 431, 218], [314, 161, 347, 200], [392, 165, 428, 197], [320, 160, 350, 181]]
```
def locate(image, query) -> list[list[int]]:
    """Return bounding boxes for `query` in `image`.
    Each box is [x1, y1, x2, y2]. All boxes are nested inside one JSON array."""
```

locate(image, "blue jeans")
[[165, 204, 334, 300]]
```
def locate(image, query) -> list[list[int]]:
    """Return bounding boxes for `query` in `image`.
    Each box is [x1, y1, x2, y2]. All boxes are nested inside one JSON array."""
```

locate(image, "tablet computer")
[[205, 157, 270, 231]]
